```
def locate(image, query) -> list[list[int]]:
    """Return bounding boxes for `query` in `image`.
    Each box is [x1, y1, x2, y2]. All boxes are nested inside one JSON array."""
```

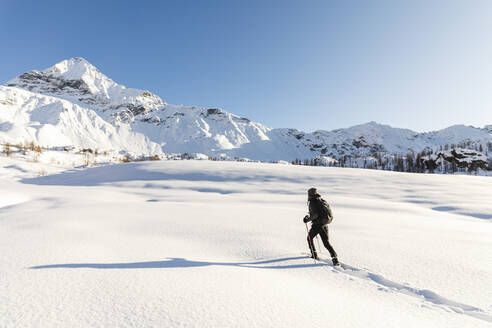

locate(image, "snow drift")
[[1, 160, 491, 327]]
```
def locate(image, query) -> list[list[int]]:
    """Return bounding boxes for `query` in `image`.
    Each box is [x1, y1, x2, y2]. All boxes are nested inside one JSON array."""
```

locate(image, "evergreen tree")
[[406, 153, 415, 172]]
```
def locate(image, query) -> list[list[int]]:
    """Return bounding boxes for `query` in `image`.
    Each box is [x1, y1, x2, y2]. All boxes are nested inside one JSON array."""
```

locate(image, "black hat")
[[308, 188, 320, 198]]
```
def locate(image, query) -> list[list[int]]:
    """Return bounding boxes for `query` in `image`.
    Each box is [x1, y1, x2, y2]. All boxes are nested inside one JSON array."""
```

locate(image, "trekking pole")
[[305, 222, 316, 263]]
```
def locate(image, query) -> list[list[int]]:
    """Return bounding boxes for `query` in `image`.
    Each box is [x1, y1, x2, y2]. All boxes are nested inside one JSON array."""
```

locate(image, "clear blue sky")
[[1, 0, 492, 132]]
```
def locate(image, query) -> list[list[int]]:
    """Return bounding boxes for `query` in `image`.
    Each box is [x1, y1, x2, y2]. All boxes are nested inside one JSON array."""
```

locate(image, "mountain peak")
[[43, 57, 111, 86], [348, 121, 391, 131], [6, 58, 166, 117]]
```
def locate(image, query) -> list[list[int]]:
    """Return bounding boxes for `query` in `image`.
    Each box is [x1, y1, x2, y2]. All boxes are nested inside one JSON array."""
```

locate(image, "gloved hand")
[[303, 215, 310, 223]]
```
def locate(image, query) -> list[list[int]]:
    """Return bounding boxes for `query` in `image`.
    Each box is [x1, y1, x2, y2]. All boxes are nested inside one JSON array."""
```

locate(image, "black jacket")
[[307, 197, 332, 226]]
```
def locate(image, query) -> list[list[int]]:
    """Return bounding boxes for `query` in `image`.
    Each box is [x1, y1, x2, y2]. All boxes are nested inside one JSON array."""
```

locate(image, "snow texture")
[[1, 160, 491, 327]]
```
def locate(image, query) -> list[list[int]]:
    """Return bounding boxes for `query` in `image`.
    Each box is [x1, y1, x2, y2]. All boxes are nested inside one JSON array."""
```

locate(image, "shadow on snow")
[[30, 255, 492, 323], [431, 206, 492, 220], [20, 162, 305, 187], [29, 256, 320, 270], [325, 260, 492, 324]]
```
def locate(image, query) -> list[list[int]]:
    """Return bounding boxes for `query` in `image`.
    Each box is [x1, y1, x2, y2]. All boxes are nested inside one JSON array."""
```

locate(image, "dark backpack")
[[318, 198, 333, 224]]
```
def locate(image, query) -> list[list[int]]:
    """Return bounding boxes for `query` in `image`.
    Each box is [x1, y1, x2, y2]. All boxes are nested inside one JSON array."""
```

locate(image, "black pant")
[[307, 224, 337, 258]]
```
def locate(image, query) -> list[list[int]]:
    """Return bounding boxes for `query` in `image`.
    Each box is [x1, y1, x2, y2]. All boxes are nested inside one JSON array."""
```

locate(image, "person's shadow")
[[29, 256, 320, 270]]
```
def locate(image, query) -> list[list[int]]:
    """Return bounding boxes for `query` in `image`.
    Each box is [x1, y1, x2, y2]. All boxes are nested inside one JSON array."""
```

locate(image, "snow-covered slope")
[[2, 58, 492, 161], [283, 121, 492, 158], [1, 161, 491, 327], [4, 58, 291, 158], [7, 57, 166, 121], [0, 86, 161, 154]]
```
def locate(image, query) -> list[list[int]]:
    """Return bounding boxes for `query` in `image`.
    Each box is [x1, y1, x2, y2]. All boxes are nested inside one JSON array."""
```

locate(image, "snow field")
[[1, 160, 491, 327]]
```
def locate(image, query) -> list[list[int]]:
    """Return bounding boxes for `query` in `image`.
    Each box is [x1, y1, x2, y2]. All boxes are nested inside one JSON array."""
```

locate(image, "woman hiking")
[[303, 187, 339, 266]]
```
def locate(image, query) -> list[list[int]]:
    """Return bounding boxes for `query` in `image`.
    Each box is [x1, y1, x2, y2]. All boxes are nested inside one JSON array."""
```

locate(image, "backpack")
[[318, 198, 334, 224]]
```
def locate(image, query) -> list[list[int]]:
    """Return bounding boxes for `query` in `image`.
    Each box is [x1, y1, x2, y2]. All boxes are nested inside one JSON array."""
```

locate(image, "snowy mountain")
[[285, 122, 492, 159], [7, 57, 165, 120], [2, 58, 492, 162], [0, 86, 161, 154]]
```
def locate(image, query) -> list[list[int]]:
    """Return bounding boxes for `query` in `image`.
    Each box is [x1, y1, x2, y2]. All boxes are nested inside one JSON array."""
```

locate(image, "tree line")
[[291, 141, 492, 174]]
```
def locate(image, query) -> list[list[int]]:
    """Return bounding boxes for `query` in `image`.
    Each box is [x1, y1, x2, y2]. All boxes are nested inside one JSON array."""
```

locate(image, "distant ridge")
[[1, 58, 491, 162]]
